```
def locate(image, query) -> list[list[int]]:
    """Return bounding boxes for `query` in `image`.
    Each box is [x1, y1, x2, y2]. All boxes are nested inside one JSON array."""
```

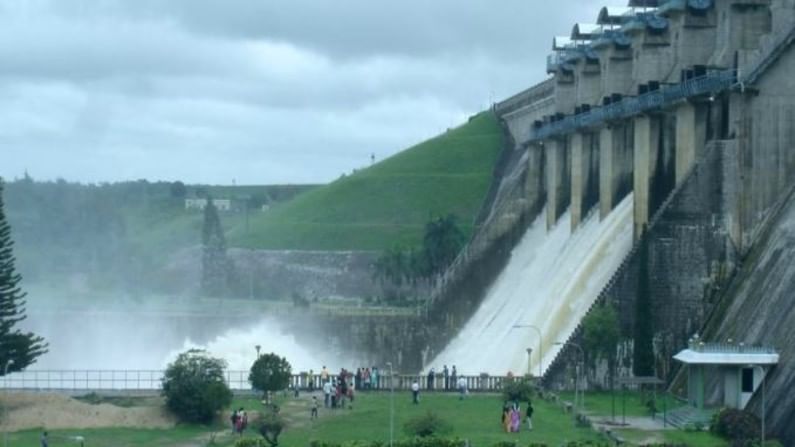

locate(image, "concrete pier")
[[571, 132, 599, 229], [546, 138, 571, 229], [633, 115, 660, 237], [675, 102, 708, 183]]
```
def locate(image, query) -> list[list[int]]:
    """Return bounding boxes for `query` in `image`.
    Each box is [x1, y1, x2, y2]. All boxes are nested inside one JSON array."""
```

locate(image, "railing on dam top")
[[0, 370, 521, 393], [531, 69, 737, 141]]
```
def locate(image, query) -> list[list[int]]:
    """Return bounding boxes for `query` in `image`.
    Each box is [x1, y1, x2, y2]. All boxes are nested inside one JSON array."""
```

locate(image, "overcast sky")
[[0, 0, 602, 185]]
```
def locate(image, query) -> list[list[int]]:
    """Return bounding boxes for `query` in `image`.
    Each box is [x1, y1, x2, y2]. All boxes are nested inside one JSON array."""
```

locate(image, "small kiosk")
[[673, 335, 778, 410]]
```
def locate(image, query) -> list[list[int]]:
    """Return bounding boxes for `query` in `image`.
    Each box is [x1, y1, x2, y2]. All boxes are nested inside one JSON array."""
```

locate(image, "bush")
[[161, 349, 232, 423], [249, 353, 293, 397], [235, 439, 266, 447], [259, 410, 287, 447], [403, 411, 453, 438], [311, 440, 466, 447], [502, 378, 535, 402], [710, 408, 761, 443]]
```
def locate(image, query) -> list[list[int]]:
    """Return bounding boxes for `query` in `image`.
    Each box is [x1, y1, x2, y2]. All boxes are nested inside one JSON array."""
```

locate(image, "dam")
[[420, 0, 795, 443]]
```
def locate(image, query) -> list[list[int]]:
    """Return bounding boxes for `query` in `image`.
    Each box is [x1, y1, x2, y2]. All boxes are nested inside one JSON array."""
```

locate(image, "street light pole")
[[753, 365, 766, 447], [4, 360, 14, 447], [555, 341, 585, 414], [512, 324, 543, 379], [386, 362, 394, 447]]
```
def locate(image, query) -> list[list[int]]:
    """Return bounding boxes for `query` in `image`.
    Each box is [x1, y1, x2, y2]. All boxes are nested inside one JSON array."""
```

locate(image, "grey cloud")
[[1, 0, 606, 184]]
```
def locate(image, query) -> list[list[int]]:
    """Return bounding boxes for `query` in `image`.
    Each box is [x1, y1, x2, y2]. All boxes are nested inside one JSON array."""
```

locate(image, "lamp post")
[[386, 362, 394, 447], [752, 365, 766, 447], [555, 341, 585, 414], [4, 360, 14, 447], [512, 324, 543, 379]]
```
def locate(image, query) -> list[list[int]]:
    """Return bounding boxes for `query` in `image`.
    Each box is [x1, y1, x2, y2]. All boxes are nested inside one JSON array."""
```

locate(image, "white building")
[[184, 198, 232, 211]]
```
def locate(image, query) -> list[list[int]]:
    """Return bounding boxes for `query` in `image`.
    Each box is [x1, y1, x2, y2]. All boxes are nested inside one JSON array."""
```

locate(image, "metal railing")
[[531, 69, 736, 141], [688, 342, 777, 354], [0, 370, 523, 393]]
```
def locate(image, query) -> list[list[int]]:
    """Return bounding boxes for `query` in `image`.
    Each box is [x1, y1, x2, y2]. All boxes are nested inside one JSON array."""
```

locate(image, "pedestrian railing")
[[0, 370, 527, 393], [531, 69, 737, 141]]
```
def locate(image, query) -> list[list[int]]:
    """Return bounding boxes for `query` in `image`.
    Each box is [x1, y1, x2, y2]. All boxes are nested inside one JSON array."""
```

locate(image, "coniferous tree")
[[201, 198, 229, 296], [633, 229, 655, 376], [0, 179, 47, 374]]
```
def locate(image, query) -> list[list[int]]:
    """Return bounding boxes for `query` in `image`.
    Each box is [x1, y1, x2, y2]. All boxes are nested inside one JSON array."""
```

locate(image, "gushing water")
[[166, 319, 342, 372], [428, 195, 634, 376]]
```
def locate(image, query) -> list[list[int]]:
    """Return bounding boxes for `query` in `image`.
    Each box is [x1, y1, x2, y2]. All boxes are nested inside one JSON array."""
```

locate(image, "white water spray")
[[165, 319, 346, 373], [429, 195, 634, 376]]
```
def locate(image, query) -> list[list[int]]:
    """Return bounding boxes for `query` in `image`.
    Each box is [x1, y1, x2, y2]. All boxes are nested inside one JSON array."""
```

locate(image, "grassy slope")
[[227, 112, 503, 251]]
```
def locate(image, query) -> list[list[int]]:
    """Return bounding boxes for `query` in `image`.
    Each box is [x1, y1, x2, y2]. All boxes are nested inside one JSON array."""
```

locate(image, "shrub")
[[403, 411, 453, 438], [259, 410, 287, 447], [309, 439, 466, 447], [710, 408, 761, 443], [502, 378, 534, 402], [161, 349, 232, 423], [249, 353, 293, 397], [235, 439, 265, 447]]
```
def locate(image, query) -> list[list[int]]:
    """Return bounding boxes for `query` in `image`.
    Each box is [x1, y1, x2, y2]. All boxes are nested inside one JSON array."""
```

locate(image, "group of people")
[[320, 366, 355, 410], [229, 407, 249, 434], [353, 366, 379, 389], [502, 401, 534, 432], [425, 365, 458, 390]]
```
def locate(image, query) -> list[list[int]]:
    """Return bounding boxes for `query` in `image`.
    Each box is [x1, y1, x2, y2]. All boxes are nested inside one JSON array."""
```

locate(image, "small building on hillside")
[[674, 335, 778, 410], [184, 198, 232, 211]]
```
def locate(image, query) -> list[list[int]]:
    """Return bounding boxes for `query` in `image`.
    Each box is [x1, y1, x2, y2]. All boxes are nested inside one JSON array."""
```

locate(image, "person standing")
[[321, 365, 329, 383], [230, 409, 239, 433], [323, 379, 332, 408], [371, 366, 379, 390], [355, 368, 362, 390], [309, 369, 315, 391], [458, 376, 467, 400], [451, 365, 457, 389], [443, 365, 450, 390], [510, 405, 520, 432], [525, 400, 534, 431], [411, 379, 420, 404], [427, 368, 435, 390], [311, 396, 319, 420], [40, 431, 48, 447]]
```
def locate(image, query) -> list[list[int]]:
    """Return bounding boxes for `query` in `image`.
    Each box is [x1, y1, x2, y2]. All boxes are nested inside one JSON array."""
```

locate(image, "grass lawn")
[[556, 390, 680, 418], [6, 391, 742, 447], [226, 392, 605, 447]]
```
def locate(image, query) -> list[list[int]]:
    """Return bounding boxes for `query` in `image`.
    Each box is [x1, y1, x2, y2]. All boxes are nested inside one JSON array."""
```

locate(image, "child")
[[311, 396, 319, 420]]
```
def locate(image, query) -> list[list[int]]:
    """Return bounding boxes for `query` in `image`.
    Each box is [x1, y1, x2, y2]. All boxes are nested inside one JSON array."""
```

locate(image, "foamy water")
[[165, 319, 341, 372], [428, 195, 634, 376]]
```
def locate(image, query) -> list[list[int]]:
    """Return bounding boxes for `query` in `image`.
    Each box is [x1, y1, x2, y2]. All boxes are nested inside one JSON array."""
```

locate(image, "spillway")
[[428, 195, 634, 376]]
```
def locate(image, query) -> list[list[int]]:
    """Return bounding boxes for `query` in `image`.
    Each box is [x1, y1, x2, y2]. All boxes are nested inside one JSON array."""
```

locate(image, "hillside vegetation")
[[228, 111, 503, 251]]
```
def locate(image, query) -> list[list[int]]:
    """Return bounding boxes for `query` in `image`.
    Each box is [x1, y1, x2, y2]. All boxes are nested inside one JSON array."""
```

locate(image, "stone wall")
[[164, 247, 380, 301], [697, 185, 795, 445]]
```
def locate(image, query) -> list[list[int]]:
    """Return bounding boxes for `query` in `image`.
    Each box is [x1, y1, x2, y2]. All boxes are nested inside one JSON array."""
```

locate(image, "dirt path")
[[0, 392, 176, 431]]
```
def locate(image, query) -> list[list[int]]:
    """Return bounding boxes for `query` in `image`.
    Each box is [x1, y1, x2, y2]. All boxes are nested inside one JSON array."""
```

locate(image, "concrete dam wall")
[[418, 0, 795, 442]]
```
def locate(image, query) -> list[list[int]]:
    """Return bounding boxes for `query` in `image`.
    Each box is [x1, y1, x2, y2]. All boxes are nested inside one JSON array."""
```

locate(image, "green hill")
[[227, 111, 503, 251]]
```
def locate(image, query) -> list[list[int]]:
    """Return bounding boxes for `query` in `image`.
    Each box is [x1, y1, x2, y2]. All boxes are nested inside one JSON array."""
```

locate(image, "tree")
[[161, 349, 233, 423], [201, 198, 230, 296], [249, 353, 292, 397], [583, 304, 621, 366], [633, 231, 655, 376], [421, 214, 465, 276], [0, 179, 47, 374]]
